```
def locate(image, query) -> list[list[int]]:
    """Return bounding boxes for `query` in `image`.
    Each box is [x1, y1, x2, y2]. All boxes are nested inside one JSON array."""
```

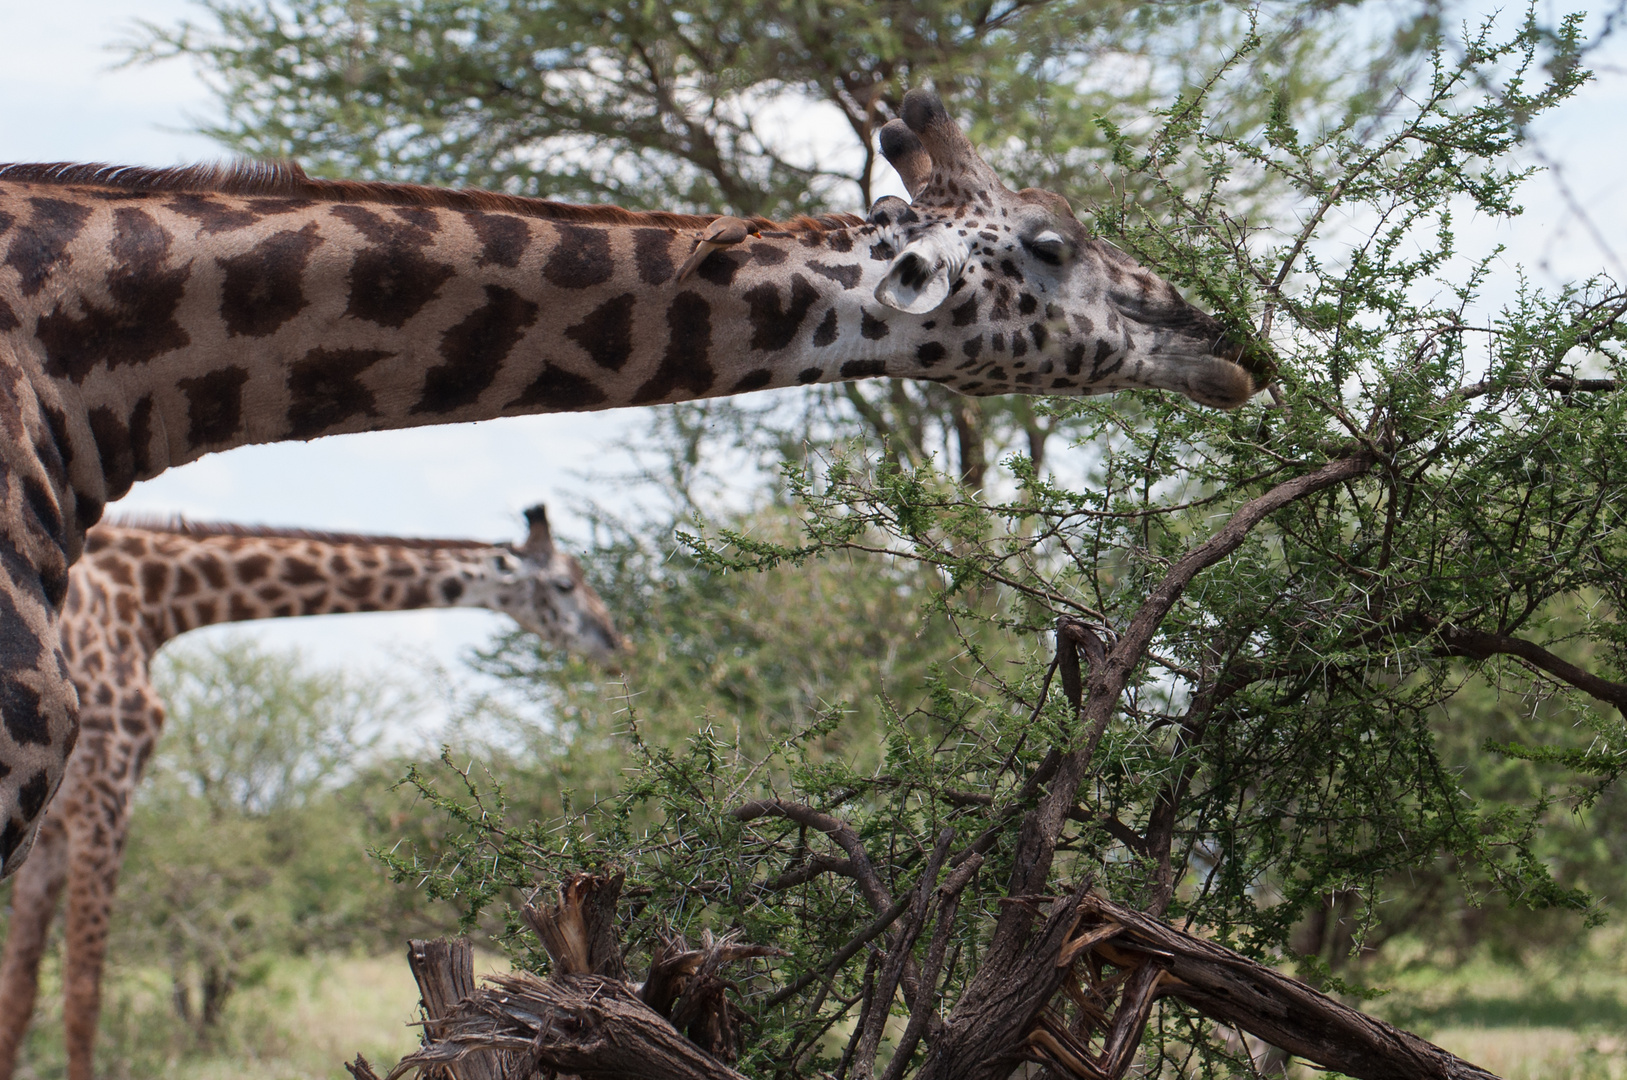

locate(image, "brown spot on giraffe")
[[217, 222, 323, 337], [631, 228, 677, 285], [460, 210, 531, 268], [745, 274, 820, 351], [285, 347, 389, 439], [812, 309, 838, 347], [164, 194, 263, 235], [331, 204, 455, 327], [632, 292, 715, 404], [177, 366, 249, 447], [731, 369, 773, 392], [413, 285, 540, 414], [36, 208, 191, 383], [542, 223, 614, 288], [808, 260, 862, 289], [564, 293, 637, 371], [4, 198, 91, 297]]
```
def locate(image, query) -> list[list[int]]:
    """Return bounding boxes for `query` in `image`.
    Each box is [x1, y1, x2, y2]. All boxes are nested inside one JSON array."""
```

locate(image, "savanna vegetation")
[[5, 0, 1627, 1077]]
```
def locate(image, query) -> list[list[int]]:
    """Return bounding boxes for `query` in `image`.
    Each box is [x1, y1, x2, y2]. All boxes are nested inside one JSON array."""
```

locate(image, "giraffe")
[[0, 88, 1268, 876], [0, 506, 621, 1079]]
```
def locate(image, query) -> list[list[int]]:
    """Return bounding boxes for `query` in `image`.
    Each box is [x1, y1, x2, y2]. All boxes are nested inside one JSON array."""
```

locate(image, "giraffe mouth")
[[1214, 335, 1276, 391], [1105, 291, 1271, 408]]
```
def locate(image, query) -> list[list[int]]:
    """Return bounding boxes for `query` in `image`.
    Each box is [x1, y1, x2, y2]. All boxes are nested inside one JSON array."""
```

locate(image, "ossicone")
[[522, 504, 555, 556], [878, 119, 932, 197], [898, 88, 1001, 194]]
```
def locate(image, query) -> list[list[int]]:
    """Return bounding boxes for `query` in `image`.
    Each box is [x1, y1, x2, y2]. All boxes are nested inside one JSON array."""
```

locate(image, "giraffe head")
[[863, 90, 1267, 409], [470, 505, 623, 668]]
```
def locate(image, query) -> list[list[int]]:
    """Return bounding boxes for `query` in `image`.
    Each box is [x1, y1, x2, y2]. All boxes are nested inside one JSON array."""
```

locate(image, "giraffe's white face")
[[852, 93, 1268, 408], [465, 545, 623, 668], [863, 192, 1260, 409]]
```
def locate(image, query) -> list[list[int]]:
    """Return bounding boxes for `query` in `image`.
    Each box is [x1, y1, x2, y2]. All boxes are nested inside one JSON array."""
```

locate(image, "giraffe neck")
[[79, 524, 534, 655], [2, 177, 951, 530]]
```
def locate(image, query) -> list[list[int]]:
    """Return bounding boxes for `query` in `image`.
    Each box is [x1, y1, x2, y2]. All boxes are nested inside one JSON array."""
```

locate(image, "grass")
[[16, 952, 425, 1080], [1274, 926, 1627, 1079]]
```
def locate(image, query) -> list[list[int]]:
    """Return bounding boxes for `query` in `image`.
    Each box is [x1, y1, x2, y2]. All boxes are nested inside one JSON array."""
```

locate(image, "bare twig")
[[854, 829, 954, 1079]]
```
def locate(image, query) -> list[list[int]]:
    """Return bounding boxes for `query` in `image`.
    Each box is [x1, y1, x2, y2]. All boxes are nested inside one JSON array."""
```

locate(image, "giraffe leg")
[[62, 774, 135, 1080], [0, 811, 69, 1080]]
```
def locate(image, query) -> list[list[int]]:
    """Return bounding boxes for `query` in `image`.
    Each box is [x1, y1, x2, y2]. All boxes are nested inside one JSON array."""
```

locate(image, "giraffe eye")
[[1023, 230, 1068, 265], [553, 575, 577, 593]]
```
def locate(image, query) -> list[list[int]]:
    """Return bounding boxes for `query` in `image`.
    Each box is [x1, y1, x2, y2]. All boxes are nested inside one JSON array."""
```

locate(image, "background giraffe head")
[[480, 505, 622, 667]]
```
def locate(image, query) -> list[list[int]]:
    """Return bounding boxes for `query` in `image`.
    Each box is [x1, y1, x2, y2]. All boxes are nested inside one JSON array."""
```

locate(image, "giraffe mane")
[[97, 514, 506, 552], [0, 161, 864, 234]]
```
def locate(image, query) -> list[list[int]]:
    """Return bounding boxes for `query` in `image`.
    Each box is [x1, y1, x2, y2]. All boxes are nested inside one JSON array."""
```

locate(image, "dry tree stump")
[[347, 868, 1500, 1080]]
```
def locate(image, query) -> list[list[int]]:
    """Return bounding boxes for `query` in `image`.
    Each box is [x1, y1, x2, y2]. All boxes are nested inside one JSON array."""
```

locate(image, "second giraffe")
[[0, 506, 621, 1080]]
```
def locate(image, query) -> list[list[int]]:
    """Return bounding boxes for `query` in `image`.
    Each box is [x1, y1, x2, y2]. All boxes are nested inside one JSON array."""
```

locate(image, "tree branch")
[[1076, 895, 1499, 1080], [1455, 375, 1619, 400], [1430, 619, 1627, 715], [733, 799, 893, 912], [1007, 453, 1376, 910], [919, 453, 1376, 1080]]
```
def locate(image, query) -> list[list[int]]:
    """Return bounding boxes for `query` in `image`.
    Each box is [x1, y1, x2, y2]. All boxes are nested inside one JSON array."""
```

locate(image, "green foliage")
[[376, 10, 1627, 1075], [151, 638, 386, 816], [116, 0, 1627, 1072]]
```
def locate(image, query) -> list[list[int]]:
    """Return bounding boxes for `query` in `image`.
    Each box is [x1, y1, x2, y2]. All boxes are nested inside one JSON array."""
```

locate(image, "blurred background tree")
[[118, 638, 402, 1032]]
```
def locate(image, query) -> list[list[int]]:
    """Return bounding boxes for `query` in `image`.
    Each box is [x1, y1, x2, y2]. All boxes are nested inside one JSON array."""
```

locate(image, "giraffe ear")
[[878, 119, 932, 197], [874, 230, 969, 314], [522, 505, 555, 557]]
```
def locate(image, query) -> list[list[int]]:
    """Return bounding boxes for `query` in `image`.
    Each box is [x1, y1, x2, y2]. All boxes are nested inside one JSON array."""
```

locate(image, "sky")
[[0, 0, 1624, 694]]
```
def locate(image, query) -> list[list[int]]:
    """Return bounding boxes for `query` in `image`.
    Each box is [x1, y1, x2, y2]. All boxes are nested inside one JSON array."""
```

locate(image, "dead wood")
[[915, 883, 1501, 1080], [391, 971, 748, 1080], [404, 938, 517, 1080], [1069, 895, 1501, 1080], [359, 872, 773, 1080], [521, 870, 627, 979], [644, 930, 787, 1062], [346, 1055, 384, 1080], [360, 872, 1502, 1080]]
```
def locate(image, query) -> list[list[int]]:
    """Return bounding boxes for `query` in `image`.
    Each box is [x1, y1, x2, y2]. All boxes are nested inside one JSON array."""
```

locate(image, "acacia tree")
[[339, 11, 1627, 1080], [128, 0, 1368, 213]]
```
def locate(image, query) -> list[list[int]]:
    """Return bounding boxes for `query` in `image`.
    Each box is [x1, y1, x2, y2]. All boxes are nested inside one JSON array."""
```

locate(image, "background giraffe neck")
[[82, 525, 515, 653]]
